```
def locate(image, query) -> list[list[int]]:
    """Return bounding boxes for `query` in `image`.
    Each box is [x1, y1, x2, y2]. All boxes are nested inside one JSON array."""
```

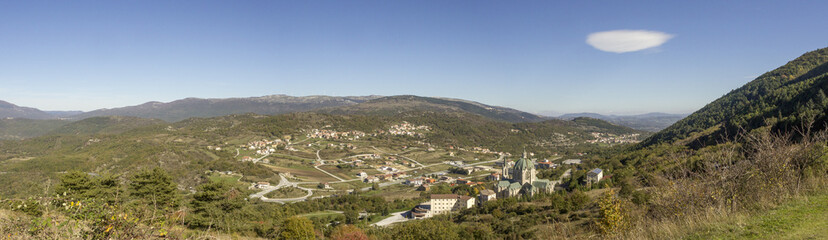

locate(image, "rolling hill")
[[317, 95, 548, 123], [72, 95, 383, 122], [641, 47, 828, 148]]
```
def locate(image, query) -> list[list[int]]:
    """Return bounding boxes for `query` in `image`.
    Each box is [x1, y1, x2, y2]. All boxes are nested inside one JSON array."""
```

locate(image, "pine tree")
[[129, 168, 178, 211]]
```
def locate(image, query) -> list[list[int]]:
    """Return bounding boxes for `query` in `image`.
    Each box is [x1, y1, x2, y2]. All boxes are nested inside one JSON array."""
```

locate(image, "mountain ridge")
[[317, 95, 549, 123], [0, 100, 54, 120], [641, 47, 828, 147]]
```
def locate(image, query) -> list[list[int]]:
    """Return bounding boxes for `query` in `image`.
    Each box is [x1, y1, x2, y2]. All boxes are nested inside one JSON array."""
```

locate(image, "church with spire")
[[494, 151, 555, 198]]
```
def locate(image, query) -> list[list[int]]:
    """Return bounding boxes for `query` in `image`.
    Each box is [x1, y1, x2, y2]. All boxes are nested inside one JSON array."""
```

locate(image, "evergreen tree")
[[189, 181, 245, 230], [129, 168, 178, 211]]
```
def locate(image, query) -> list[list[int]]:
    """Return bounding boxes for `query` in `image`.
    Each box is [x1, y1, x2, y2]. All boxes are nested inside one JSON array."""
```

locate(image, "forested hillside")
[[642, 47, 828, 147], [318, 95, 548, 123]]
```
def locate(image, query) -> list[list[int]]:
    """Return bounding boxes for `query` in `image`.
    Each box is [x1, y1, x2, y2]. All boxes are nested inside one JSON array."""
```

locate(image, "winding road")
[[250, 174, 316, 204], [249, 147, 509, 204]]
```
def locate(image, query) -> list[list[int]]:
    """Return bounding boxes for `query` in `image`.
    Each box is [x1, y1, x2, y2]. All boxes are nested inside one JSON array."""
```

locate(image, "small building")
[[405, 178, 424, 186], [562, 159, 582, 165], [455, 179, 470, 185], [253, 182, 270, 189], [537, 161, 557, 169], [417, 184, 431, 191], [478, 189, 497, 204], [487, 173, 501, 181], [587, 168, 603, 184], [363, 176, 379, 183], [411, 202, 431, 219]]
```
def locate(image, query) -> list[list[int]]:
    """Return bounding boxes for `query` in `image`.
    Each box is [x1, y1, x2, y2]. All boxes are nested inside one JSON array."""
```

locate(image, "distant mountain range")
[[0, 95, 551, 124], [72, 95, 384, 122], [0, 100, 56, 120], [556, 112, 688, 132]]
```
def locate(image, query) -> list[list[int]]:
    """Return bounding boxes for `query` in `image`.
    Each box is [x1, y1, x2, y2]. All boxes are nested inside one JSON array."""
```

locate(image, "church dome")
[[514, 156, 534, 171]]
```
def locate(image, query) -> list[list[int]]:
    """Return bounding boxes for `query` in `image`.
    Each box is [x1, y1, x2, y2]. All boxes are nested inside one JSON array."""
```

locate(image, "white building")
[[587, 168, 604, 184], [562, 159, 582, 165], [428, 194, 475, 216], [478, 189, 497, 204], [405, 178, 424, 186]]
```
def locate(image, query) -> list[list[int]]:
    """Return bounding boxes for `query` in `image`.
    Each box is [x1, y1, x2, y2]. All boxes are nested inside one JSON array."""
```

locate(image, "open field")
[[263, 164, 338, 182], [207, 173, 246, 188], [318, 165, 361, 180], [264, 187, 308, 199]]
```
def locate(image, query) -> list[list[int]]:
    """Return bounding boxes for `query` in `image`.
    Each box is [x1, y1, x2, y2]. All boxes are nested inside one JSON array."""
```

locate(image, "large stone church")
[[495, 152, 554, 198]]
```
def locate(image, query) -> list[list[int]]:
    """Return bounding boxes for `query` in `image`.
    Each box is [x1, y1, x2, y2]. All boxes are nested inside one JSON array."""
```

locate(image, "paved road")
[[253, 152, 270, 163], [250, 174, 317, 204], [314, 150, 348, 181], [372, 211, 412, 226]]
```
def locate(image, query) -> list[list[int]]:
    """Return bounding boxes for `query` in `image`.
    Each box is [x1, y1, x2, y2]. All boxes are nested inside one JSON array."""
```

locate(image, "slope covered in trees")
[[317, 95, 548, 123], [642, 47, 828, 148]]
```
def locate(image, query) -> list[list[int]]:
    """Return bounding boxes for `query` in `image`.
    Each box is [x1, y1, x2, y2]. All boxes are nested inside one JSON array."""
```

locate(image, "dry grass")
[[615, 129, 828, 240]]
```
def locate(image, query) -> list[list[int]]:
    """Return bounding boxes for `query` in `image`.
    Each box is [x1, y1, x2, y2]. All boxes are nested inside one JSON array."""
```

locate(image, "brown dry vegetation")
[[618, 128, 828, 239]]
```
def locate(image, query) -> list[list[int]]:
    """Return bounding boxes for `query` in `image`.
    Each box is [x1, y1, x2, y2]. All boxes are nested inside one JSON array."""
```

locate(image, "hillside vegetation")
[[318, 95, 548, 123], [0, 118, 69, 140], [0, 111, 637, 198], [642, 47, 828, 148]]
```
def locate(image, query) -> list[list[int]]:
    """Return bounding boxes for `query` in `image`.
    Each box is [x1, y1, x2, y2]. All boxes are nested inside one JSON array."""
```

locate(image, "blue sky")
[[1, 1, 826, 114]]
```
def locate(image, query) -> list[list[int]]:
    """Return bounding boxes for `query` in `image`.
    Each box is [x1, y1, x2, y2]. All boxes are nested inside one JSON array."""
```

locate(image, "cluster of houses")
[[586, 132, 642, 144], [361, 172, 410, 183], [246, 139, 285, 150], [384, 121, 430, 137], [403, 175, 482, 187], [240, 139, 288, 156], [327, 143, 357, 150], [306, 129, 367, 140]]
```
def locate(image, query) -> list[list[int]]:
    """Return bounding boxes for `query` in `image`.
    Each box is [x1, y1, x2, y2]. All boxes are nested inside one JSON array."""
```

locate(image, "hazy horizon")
[[2, 93, 694, 117]]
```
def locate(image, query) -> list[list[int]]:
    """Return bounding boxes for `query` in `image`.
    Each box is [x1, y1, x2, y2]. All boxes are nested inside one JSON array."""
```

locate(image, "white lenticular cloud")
[[586, 30, 674, 53]]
